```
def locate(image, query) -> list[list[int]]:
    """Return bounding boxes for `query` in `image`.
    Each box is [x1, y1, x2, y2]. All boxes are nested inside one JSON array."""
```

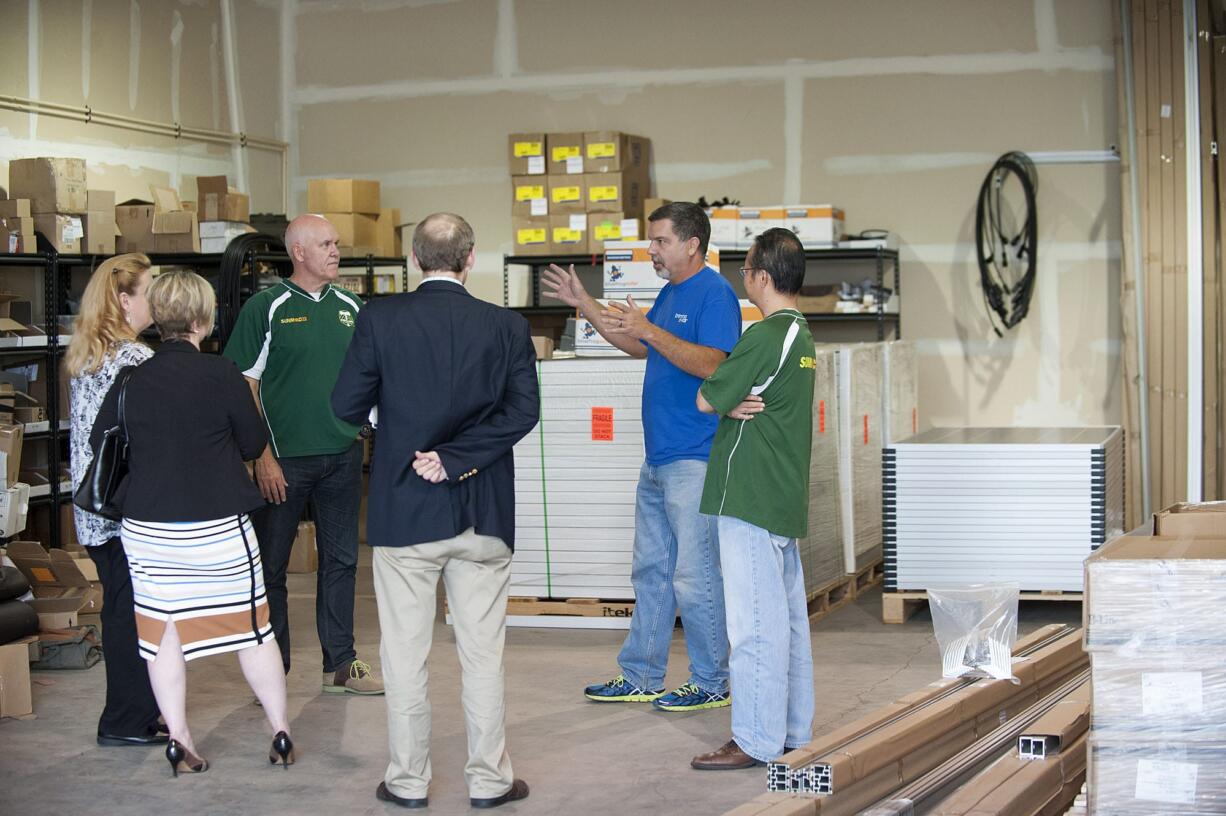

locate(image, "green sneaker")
[[323, 658, 384, 695], [651, 682, 730, 712], [584, 674, 665, 703]]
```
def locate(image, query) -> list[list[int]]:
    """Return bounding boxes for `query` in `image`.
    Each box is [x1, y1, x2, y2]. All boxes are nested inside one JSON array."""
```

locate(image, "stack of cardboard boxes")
[[509, 131, 650, 256], [306, 179, 402, 258], [707, 204, 846, 250], [8, 158, 88, 254], [197, 174, 254, 253], [0, 198, 35, 254]]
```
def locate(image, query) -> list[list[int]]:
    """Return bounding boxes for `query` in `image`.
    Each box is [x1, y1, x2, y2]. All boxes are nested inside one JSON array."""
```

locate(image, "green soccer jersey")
[[223, 279, 363, 458], [699, 308, 816, 538]]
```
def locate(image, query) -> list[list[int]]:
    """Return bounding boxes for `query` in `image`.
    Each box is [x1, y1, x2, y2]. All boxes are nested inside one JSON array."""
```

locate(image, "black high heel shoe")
[[269, 731, 295, 769], [165, 739, 208, 777]]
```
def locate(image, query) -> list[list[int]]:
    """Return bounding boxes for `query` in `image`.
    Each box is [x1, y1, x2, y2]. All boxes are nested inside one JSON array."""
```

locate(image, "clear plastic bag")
[[928, 583, 1019, 680]]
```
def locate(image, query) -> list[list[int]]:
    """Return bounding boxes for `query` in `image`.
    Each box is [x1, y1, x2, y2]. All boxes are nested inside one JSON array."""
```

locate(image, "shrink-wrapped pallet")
[[798, 347, 843, 594]]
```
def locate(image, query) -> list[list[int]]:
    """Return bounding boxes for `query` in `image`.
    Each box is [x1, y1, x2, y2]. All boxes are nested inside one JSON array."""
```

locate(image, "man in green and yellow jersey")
[[224, 214, 382, 695], [691, 228, 816, 770]]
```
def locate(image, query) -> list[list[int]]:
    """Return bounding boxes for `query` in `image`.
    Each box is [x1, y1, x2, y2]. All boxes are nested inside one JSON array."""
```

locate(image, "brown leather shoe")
[[691, 739, 763, 770]]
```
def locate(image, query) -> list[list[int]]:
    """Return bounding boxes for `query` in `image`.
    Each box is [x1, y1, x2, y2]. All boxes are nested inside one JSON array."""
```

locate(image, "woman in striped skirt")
[[91, 270, 293, 776]]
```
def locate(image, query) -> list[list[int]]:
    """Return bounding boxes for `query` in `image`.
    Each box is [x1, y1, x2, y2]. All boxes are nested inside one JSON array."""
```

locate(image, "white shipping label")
[[64, 217, 85, 241], [569, 214, 586, 231], [1142, 672, 1204, 716], [527, 156, 545, 174], [1135, 759, 1197, 804], [566, 156, 583, 174], [620, 219, 639, 238], [529, 198, 547, 216]]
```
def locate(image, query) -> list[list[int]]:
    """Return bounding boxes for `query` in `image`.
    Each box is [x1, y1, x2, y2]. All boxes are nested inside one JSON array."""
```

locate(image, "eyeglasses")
[[738, 267, 763, 278]]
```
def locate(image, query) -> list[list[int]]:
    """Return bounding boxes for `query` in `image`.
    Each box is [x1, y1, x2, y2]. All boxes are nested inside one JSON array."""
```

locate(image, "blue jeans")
[[717, 515, 814, 763], [617, 459, 729, 694], [252, 442, 363, 674]]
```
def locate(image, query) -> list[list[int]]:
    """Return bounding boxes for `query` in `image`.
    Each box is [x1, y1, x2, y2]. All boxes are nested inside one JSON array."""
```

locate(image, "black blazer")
[[331, 279, 539, 550], [91, 340, 268, 522]]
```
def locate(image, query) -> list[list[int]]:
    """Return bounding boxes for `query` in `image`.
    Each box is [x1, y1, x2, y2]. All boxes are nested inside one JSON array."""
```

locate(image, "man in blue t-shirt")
[[542, 203, 742, 712]]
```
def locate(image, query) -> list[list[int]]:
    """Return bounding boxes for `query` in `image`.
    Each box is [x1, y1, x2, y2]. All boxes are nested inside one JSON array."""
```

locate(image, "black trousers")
[[88, 536, 160, 737]]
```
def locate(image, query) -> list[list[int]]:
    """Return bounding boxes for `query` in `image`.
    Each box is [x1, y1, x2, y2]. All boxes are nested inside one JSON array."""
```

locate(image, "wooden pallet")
[[805, 558, 884, 622], [882, 589, 1083, 625]]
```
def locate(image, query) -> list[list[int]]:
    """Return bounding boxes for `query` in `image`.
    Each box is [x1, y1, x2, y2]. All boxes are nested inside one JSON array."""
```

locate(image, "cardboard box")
[[324, 213, 379, 251], [288, 521, 317, 574], [199, 220, 256, 253], [0, 481, 29, 537], [737, 207, 787, 249], [196, 175, 250, 222], [83, 211, 119, 255], [0, 199, 32, 219], [511, 177, 549, 217], [375, 208, 402, 257], [602, 240, 720, 298], [32, 214, 83, 253], [0, 638, 33, 719], [6, 540, 102, 614], [8, 157, 88, 214], [85, 189, 115, 211], [508, 132, 546, 176], [549, 214, 588, 254], [785, 205, 844, 247], [511, 217, 550, 257], [531, 336, 554, 360], [1153, 501, 1226, 537], [0, 296, 43, 349], [584, 171, 646, 215], [708, 206, 739, 249], [643, 198, 671, 218], [115, 199, 156, 253], [547, 175, 586, 215], [547, 132, 585, 175], [583, 131, 650, 175], [152, 211, 200, 253], [0, 218, 35, 254], [26, 596, 81, 630], [587, 213, 640, 255], [307, 179, 380, 215], [0, 423, 22, 487]]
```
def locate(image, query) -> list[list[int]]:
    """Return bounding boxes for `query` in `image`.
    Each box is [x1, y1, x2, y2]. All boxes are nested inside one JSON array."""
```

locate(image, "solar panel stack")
[[798, 347, 844, 595], [882, 427, 1125, 592]]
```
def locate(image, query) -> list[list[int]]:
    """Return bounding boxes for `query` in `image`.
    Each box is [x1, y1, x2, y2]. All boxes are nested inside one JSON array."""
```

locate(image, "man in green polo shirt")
[[690, 228, 816, 770], [224, 214, 382, 695]]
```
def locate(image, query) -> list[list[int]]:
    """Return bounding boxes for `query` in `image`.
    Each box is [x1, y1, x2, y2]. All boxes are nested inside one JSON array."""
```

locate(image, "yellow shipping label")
[[587, 142, 616, 159], [590, 185, 619, 202], [552, 145, 580, 161], [515, 185, 544, 202], [517, 228, 546, 244], [552, 186, 581, 203], [513, 141, 542, 157], [595, 223, 621, 240], [553, 227, 583, 243]]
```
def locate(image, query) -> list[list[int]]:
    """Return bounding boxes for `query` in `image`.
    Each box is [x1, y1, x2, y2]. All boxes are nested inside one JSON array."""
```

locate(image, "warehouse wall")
[[290, 0, 1121, 429], [0, 0, 284, 212]]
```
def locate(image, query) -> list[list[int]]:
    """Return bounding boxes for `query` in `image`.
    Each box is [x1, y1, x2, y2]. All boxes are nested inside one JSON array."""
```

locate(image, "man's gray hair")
[[413, 213, 475, 274]]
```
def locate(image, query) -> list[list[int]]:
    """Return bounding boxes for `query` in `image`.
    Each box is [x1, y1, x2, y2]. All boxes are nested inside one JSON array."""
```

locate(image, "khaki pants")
[[373, 528, 514, 799]]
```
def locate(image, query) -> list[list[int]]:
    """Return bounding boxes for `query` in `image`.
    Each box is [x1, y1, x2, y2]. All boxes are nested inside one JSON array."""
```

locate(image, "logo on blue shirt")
[[674, 313, 689, 323]]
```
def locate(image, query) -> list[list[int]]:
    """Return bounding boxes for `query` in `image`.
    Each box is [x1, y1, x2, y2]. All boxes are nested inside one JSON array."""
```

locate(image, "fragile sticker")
[[587, 142, 616, 159], [591, 407, 614, 441], [513, 141, 542, 157], [591, 185, 619, 202], [515, 185, 544, 202]]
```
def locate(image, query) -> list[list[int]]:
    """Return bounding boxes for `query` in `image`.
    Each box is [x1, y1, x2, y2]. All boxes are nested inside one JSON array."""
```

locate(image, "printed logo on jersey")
[[280, 316, 308, 325], [799, 356, 816, 370], [674, 313, 689, 323], [338, 309, 355, 328]]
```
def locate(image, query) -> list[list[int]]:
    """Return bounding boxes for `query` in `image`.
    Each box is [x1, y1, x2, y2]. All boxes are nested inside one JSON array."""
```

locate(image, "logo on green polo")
[[339, 309, 354, 327]]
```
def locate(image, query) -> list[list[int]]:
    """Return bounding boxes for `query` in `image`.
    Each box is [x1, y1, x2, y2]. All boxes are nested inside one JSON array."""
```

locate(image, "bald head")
[[412, 213, 474, 276], [285, 214, 340, 287], [285, 214, 334, 255]]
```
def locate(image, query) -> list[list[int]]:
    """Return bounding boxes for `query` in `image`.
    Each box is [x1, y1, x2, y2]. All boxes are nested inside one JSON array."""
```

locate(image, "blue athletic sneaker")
[[584, 674, 665, 703], [651, 682, 731, 712]]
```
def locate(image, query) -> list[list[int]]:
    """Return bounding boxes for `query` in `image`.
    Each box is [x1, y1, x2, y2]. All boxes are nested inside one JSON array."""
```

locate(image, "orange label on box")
[[517, 228, 546, 245], [552, 145, 580, 161], [31, 566, 55, 583], [863, 415, 870, 445], [592, 407, 614, 441], [590, 185, 619, 202], [515, 185, 544, 201], [587, 142, 616, 159], [552, 186, 581, 203], [819, 400, 825, 433], [514, 141, 542, 157], [912, 407, 917, 434]]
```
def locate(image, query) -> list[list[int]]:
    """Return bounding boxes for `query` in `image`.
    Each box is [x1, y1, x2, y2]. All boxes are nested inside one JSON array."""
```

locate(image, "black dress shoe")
[[471, 779, 529, 809], [375, 781, 427, 809], [97, 731, 170, 747]]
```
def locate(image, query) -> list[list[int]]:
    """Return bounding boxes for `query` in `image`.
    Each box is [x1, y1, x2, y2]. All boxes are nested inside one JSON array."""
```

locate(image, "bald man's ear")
[[410, 251, 424, 274]]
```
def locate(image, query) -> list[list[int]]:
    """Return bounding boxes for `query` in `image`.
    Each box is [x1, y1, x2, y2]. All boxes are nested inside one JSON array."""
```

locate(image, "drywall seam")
[[170, 11, 184, 126], [219, 0, 248, 192], [1034, 0, 1060, 53], [280, 0, 297, 212], [81, 0, 92, 100], [128, 0, 141, 111], [495, 0, 518, 79], [783, 75, 802, 204], [0, 128, 234, 178], [826, 150, 1119, 175], [298, 0, 458, 11], [211, 22, 221, 129], [292, 49, 1113, 106], [27, 0, 39, 139]]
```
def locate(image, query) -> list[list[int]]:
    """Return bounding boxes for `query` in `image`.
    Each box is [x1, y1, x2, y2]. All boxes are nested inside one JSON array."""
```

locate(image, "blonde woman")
[[66, 253, 163, 748], [90, 270, 293, 777]]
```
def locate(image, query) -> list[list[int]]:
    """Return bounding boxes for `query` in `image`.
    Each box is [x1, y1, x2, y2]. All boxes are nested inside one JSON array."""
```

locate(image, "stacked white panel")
[[799, 348, 844, 593]]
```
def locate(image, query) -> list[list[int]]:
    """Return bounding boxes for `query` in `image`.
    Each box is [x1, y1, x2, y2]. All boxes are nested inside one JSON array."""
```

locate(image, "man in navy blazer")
[[331, 213, 538, 810]]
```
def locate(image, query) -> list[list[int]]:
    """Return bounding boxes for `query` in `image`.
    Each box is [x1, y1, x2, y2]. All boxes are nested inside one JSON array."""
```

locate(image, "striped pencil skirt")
[[120, 515, 274, 662]]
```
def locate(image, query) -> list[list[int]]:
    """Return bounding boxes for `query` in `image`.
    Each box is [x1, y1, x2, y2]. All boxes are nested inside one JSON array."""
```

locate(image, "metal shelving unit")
[[503, 245, 902, 340]]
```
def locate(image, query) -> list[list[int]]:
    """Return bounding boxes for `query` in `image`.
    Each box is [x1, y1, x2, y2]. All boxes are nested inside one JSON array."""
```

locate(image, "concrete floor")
[[0, 548, 1082, 816]]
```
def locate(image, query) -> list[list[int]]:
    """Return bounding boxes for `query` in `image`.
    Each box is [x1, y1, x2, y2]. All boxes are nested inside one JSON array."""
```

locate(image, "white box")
[[0, 482, 31, 537], [200, 220, 255, 252], [602, 241, 722, 298], [785, 205, 844, 247], [735, 207, 786, 249], [707, 206, 739, 250]]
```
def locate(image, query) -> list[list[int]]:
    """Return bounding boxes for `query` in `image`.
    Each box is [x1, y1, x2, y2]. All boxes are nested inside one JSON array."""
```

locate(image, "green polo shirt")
[[222, 279, 363, 458], [699, 309, 815, 538]]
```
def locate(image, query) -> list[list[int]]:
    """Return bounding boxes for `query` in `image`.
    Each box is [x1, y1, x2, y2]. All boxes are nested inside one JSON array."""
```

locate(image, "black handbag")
[[73, 367, 134, 521]]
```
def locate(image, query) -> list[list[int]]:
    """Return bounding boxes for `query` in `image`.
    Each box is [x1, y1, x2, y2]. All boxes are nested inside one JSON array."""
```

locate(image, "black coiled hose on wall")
[[975, 151, 1038, 336]]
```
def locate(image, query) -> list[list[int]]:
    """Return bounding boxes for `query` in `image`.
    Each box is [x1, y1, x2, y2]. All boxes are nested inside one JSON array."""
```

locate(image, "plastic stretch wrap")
[[1088, 739, 1226, 814], [1091, 650, 1226, 740], [882, 340, 918, 446], [928, 583, 1019, 680], [799, 348, 843, 594], [828, 343, 883, 574]]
